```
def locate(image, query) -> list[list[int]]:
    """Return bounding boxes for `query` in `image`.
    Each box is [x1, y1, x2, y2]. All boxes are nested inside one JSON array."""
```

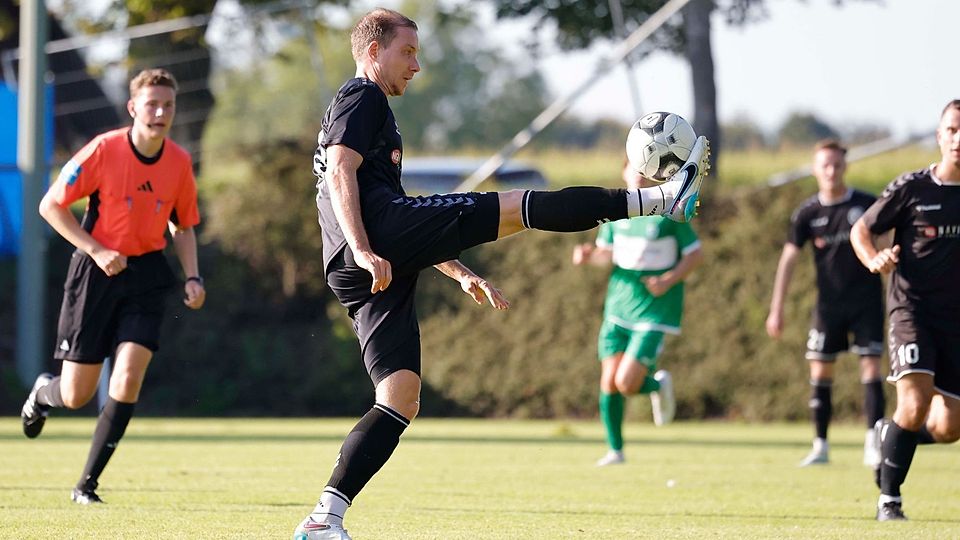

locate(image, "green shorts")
[[597, 319, 665, 370]]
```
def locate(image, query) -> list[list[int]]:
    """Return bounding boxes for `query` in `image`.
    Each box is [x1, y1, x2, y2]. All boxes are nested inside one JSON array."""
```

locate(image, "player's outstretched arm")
[[326, 144, 392, 293], [850, 218, 899, 274], [571, 243, 613, 266], [765, 243, 800, 339], [39, 189, 127, 276], [434, 260, 509, 310]]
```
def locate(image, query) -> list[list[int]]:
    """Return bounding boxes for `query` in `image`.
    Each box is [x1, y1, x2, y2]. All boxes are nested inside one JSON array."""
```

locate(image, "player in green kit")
[[573, 162, 704, 466]]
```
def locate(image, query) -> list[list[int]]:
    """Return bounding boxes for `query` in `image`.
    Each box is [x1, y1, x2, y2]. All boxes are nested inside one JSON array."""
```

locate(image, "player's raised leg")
[[496, 137, 711, 238]]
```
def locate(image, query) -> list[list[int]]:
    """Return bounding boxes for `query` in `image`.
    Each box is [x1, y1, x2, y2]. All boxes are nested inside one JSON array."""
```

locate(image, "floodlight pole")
[[455, 0, 693, 193], [17, 0, 48, 387]]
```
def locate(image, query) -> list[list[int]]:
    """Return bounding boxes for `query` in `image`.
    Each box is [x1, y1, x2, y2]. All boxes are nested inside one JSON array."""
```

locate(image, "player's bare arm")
[[643, 246, 703, 297], [38, 189, 127, 277], [850, 218, 899, 274], [765, 243, 800, 339], [169, 224, 205, 309], [434, 260, 509, 309], [326, 144, 392, 293], [572, 243, 613, 266]]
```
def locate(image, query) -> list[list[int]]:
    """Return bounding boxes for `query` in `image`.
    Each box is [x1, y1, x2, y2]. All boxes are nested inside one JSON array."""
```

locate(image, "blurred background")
[[0, 0, 951, 421]]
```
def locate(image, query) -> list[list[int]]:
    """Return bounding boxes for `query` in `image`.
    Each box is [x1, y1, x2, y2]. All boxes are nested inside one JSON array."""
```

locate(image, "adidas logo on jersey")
[[137, 180, 154, 192]]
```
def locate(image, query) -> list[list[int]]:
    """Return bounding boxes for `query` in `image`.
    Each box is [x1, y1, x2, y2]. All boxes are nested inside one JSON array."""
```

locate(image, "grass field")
[[1, 417, 956, 539]]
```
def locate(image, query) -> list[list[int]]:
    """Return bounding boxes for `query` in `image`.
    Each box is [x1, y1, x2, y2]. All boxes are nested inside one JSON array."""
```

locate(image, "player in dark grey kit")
[[851, 99, 960, 521], [293, 8, 711, 540], [766, 139, 885, 468]]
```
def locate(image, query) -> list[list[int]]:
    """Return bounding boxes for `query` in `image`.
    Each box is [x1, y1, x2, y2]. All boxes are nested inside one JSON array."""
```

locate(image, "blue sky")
[[531, 0, 959, 138]]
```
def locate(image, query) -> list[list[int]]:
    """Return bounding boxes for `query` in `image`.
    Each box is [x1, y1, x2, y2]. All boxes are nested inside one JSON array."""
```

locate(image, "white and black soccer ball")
[[625, 112, 697, 182]]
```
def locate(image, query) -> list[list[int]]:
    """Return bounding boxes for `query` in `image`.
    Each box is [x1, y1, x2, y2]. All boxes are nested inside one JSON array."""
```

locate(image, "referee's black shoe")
[[876, 501, 907, 521], [72, 487, 105, 505], [21, 373, 54, 439]]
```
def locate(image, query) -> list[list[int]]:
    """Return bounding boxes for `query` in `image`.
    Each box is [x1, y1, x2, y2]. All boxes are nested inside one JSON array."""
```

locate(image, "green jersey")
[[596, 216, 700, 334]]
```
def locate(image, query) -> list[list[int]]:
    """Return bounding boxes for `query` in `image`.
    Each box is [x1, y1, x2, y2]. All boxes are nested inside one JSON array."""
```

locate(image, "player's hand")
[[354, 248, 392, 293], [642, 275, 671, 297], [765, 311, 783, 339], [867, 245, 900, 274], [461, 276, 510, 310], [184, 279, 206, 310], [572, 243, 594, 265], [91, 247, 127, 277]]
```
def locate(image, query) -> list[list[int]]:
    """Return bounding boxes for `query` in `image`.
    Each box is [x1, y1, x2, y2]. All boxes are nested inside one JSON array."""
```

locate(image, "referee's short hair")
[[351, 8, 418, 62], [814, 138, 847, 156], [129, 68, 178, 96]]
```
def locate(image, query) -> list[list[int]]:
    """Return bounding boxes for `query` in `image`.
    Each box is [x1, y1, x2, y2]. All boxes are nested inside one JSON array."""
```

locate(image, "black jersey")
[[860, 167, 960, 324], [788, 188, 882, 305], [314, 78, 405, 272]]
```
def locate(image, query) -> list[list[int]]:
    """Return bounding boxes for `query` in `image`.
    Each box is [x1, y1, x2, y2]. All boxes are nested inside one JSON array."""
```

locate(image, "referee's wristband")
[[185, 276, 204, 286]]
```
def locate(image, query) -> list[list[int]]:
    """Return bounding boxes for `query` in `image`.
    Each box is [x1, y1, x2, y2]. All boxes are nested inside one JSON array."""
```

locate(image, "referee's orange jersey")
[[51, 128, 200, 257]]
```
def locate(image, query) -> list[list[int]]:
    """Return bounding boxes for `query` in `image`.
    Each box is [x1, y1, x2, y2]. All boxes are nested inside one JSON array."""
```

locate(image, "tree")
[[776, 111, 838, 148], [722, 114, 768, 150]]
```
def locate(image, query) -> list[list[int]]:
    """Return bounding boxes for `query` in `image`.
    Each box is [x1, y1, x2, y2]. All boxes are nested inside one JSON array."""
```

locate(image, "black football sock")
[[36, 376, 66, 408], [810, 380, 832, 440], [916, 425, 937, 445], [325, 403, 409, 501], [521, 187, 631, 232], [879, 420, 919, 497], [77, 398, 136, 492], [863, 378, 885, 427]]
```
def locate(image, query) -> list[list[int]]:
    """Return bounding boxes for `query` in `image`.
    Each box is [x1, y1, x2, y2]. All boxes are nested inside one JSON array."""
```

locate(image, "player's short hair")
[[941, 99, 960, 119], [351, 8, 418, 62], [129, 68, 178, 97], [814, 138, 847, 156]]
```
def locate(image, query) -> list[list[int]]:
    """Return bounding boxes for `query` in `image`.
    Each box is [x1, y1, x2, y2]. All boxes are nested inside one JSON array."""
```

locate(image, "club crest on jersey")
[[391, 149, 401, 164], [847, 206, 864, 225]]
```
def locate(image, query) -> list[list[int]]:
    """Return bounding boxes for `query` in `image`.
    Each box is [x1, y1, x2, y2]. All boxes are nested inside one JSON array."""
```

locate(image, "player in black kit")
[[293, 8, 711, 540], [766, 139, 885, 468], [851, 100, 960, 522]]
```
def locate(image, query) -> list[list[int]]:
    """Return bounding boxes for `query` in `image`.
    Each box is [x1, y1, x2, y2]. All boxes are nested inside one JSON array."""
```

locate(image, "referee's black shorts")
[[326, 191, 500, 384], [54, 249, 177, 364]]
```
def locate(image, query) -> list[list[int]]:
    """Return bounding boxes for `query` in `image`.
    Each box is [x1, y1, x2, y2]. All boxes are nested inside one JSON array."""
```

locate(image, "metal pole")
[[16, 0, 48, 386], [608, 0, 642, 119]]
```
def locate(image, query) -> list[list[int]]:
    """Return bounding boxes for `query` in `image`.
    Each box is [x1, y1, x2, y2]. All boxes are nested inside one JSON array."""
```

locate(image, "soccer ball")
[[625, 112, 697, 182]]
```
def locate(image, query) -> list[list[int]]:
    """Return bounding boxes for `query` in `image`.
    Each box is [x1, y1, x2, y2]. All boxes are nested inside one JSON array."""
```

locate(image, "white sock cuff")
[[878, 494, 902, 507]]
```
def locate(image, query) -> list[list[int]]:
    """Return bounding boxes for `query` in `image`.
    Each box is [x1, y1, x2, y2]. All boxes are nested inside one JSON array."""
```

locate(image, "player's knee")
[[614, 375, 640, 395], [934, 425, 960, 443], [895, 400, 931, 429], [60, 386, 95, 409]]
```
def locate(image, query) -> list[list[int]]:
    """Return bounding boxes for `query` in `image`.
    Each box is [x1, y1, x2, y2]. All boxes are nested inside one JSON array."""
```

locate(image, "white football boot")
[[293, 517, 352, 540], [663, 136, 711, 223], [650, 370, 676, 426], [595, 450, 625, 467], [798, 438, 829, 467]]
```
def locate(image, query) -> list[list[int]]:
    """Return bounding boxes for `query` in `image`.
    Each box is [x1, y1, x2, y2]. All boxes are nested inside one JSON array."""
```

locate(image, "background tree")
[[776, 111, 838, 148]]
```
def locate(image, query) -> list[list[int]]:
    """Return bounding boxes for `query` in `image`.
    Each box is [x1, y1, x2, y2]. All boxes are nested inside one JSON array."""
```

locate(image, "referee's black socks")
[[36, 376, 66, 408], [77, 398, 136, 492]]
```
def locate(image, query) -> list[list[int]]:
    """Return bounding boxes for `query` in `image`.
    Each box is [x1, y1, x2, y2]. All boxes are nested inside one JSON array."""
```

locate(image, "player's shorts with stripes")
[[805, 298, 884, 361], [54, 249, 177, 364], [325, 191, 500, 384], [886, 308, 960, 400]]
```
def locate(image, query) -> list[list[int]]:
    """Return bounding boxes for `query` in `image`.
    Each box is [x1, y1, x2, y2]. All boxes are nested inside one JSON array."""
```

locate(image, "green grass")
[[1, 417, 956, 539]]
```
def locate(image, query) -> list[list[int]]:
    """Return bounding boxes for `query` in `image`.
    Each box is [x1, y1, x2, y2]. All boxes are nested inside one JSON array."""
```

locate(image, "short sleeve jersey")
[[595, 216, 700, 334], [314, 78, 404, 271], [787, 188, 882, 306], [860, 167, 960, 322], [51, 128, 199, 256]]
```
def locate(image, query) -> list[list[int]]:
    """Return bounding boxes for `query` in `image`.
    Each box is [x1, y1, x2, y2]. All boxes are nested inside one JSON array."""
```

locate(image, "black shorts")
[[54, 249, 176, 364], [887, 309, 960, 400], [326, 191, 500, 384], [805, 299, 884, 361]]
